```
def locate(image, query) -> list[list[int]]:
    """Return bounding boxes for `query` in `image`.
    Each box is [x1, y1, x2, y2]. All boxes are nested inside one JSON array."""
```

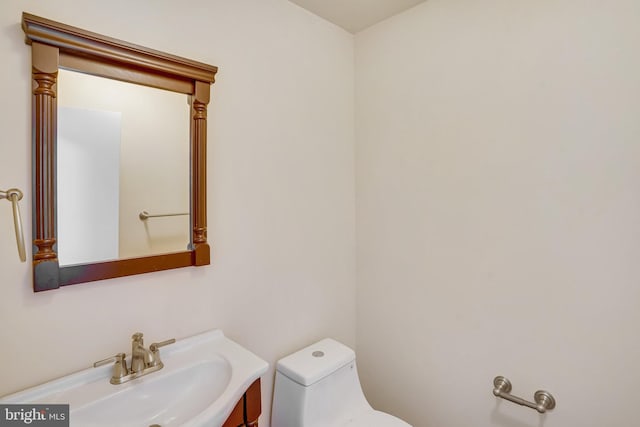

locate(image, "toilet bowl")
[[271, 338, 411, 427]]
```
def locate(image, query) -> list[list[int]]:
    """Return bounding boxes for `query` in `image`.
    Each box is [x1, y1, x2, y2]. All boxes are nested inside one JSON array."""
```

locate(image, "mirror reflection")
[[57, 69, 191, 266]]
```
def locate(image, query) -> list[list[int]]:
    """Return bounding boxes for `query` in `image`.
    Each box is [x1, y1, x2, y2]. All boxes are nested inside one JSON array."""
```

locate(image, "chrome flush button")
[[312, 351, 324, 357]]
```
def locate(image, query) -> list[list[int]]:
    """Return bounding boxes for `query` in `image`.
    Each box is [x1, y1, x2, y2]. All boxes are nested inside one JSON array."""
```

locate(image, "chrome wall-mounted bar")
[[493, 376, 556, 414], [139, 210, 189, 221], [1, 188, 26, 262]]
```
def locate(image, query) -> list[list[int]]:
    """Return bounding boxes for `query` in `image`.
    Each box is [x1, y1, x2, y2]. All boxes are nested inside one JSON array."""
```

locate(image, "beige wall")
[[0, 1, 355, 426], [356, 1, 640, 426]]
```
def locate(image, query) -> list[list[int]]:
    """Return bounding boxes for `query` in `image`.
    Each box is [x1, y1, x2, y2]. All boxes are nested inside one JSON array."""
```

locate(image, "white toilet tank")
[[271, 338, 411, 427]]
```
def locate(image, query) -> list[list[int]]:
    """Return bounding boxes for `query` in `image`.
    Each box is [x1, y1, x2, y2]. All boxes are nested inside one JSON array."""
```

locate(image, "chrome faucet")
[[94, 332, 175, 384]]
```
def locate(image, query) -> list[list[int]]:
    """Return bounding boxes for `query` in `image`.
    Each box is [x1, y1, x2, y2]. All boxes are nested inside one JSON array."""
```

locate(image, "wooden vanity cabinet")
[[222, 379, 262, 427]]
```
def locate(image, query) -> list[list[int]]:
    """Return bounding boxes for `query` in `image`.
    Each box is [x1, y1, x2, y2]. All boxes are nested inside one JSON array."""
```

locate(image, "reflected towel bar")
[[139, 210, 189, 220], [493, 376, 556, 414], [1, 188, 26, 262]]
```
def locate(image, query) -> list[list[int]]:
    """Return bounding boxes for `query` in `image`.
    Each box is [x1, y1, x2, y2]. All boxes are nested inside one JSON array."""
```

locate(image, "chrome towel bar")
[[139, 210, 188, 220], [493, 376, 556, 414], [1, 188, 26, 262]]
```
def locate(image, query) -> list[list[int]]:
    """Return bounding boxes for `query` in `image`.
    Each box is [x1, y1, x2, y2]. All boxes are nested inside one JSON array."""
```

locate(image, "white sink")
[[0, 329, 268, 427]]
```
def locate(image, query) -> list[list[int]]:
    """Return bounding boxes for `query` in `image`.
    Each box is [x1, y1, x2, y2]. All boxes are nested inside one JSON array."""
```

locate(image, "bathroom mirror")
[[57, 69, 191, 265], [22, 13, 218, 291]]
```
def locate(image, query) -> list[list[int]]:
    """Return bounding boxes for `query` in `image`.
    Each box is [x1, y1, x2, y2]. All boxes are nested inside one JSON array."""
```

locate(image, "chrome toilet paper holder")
[[493, 376, 556, 413]]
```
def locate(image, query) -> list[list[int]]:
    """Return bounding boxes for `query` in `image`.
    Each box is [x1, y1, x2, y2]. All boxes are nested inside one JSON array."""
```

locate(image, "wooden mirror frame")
[[22, 13, 217, 292]]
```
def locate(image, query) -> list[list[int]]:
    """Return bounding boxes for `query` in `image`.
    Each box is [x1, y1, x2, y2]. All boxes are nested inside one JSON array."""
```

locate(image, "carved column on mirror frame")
[[190, 80, 211, 266], [31, 42, 60, 290]]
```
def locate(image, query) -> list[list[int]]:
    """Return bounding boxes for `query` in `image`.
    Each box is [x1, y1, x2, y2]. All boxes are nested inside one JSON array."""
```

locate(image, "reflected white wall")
[[57, 106, 120, 265]]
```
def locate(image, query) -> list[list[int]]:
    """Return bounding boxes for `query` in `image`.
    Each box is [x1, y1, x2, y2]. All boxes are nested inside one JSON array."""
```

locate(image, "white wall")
[[0, 1, 355, 426], [356, 1, 640, 426]]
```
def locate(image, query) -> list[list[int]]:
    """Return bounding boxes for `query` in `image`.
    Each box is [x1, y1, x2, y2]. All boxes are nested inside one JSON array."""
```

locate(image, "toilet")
[[271, 338, 412, 427]]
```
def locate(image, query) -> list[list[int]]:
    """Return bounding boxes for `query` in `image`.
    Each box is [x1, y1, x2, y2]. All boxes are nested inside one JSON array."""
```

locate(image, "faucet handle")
[[93, 353, 129, 381], [94, 352, 126, 367], [131, 332, 144, 342], [148, 338, 176, 367], [149, 338, 175, 352]]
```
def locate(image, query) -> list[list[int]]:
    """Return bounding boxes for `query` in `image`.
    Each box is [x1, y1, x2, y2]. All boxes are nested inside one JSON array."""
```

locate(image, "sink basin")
[[0, 329, 268, 427]]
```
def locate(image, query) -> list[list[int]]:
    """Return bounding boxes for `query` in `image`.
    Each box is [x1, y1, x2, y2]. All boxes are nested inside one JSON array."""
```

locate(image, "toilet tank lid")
[[276, 338, 356, 386]]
